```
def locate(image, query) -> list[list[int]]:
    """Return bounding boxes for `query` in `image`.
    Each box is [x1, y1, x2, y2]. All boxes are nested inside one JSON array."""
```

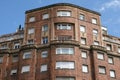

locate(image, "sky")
[[0, 0, 120, 37]]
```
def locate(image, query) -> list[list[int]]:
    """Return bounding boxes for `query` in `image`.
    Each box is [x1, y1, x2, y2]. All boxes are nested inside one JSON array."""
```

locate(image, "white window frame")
[[93, 29, 98, 36], [97, 53, 104, 60], [118, 47, 120, 53], [57, 24, 72, 30], [82, 65, 88, 73], [108, 57, 113, 64], [14, 43, 20, 49], [10, 69, 17, 75], [92, 18, 97, 24], [56, 48, 74, 54], [42, 13, 49, 19], [94, 41, 99, 45], [106, 44, 111, 51], [80, 25, 85, 32], [21, 65, 30, 73], [40, 64, 47, 72], [23, 51, 32, 59], [81, 51, 87, 58], [110, 70, 116, 78], [81, 38, 86, 45], [42, 25, 48, 31], [79, 14, 85, 20], [57, 11, 71, 17], [28, 28, 34, 34], [29, 17, 35, 22], [99, 66, 106, 74], [41, 51, 48, 58], [56, 62, 75, 69]]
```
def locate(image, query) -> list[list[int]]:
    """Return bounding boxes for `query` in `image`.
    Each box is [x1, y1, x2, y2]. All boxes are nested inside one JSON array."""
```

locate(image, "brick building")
[[0, 3, 120, 80]]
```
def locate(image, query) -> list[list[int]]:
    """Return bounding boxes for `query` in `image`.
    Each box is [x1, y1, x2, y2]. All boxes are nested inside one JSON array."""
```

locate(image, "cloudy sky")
[[0, 0, 120, 37]]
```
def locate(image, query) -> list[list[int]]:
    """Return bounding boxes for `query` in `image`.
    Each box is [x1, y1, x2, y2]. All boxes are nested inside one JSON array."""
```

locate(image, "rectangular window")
[[29, 17, 35, 22], [0, 56, 3, 64], [92, 18, 97, 24], [82, 65, 88, 73], [99, 66, 106, 74], [42, 25, 48, 31], [27, 39, 34, 44], [23, 51, 32, 59], [42, 13, 49, 20], [14, 43, 20, 49], [12, 54, 18, 62], [57, 24, 72, 30], [97, 53, 104, 60], [79, 14, 85, 20], [118, 47, 120, 53], [41, 51, 48, 58], [57, 11, 71, 17], [56, 62, 74, 69], [80, 25, 85, 32], [10, 69, 17, 75], [56, 48, 74, 54], [81, 51, 87, 58], [56, 77, 75, 80], [108, 57, 113, 64], [21, 65, 30, 73], [94, 41, 99, 45], [1, 44, 7, 49], [110, 70, 116, 78], [28, 28, 34, 34], [58, 35, 72, 41], [42, 37, 48, 44], [81, 38, 86, 45], [40, 64, 47, 72], [93, 29, 98, 36], [106, 44, 112, 51]]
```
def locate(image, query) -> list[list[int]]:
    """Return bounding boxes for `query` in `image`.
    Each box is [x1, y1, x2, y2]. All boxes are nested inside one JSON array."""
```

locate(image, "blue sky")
[[0, 0, 120, 37]]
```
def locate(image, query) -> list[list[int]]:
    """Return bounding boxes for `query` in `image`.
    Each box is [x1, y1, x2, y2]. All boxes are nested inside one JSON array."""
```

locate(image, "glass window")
[[82, 65, 88, 73], [97, 53, 104, 60], [21, 65, 30, 73], [81, 51, 87, 58], [14, 43, 20, 49], [0, 56, 3, 63], [10, 69, 17, 75], [27, 39, 34, 44], [56, 48, 74, 54], [108, 57, 113, 64], [110, 70, 116, 78], [42, 13, 49, 20], [81, 38, 86, 45], [29, 17, 35, 22], [93, 29, 98, 36], [23, 51, 32, 59], [56, 77, 75, 80], [1, 44, 7, 49], [40, 64, 47, 72], [79, 14, 85, 20], [56, 62, 74, 69], [42, 37, 48, 44], [42, 25, 48, 31], [106, 44, 112, 51], [57, 24, 72, 30], [118, 47, 120, 53], [12, 54, 18, 62], [94, 41, 99, 45], [41, 51, 48, 58], [57, 11, 71, 16], [92, 18, 97, 24], [58, 35, 72, 41], [28, 28, 34, 34], [80, 26, 85, 32], [99, 66, 106, 74]]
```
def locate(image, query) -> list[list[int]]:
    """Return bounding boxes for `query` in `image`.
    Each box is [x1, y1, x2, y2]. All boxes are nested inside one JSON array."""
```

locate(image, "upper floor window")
[[94, 41, 99, 45], [106, 44, 112, 51], [57, 11, 71, 17], [56, 61, 74, 69], [12, 54, 18, 62], [14, 43, 20, 49], [93, 29, 98, 36], [56, 48, 74, 54], [80, 25, 86, 32], [42, 13, 49, 20], [81, 38, 86, 45], [23, 51, 32, 59], [118, 47, 120, 53], [99, 66, 106, 74], [92, 18, 97, 24], [28, 28, 34, 34], [40, 64, 48, 72], [42, 24, 48, 32], [108, 57, 114, 64], [1, 44, 7, 49], [42, 37, 48, 44], [110, 70, 116, 78], [41, 51, 48, 58], [57, 24, 72, 30], [82, 65, 88, 73], [21, 65, 30, 73], [0, 56, 3, 64], [97, 53, 104, 60], [29, 17, 35, 22], [56, 77, 75, 80], [58, 35, 72, 41], [81, 51, 87, 58], [79, 14, 85, 20], [10, 69, 17, 75], [27, 39, 34, 44]]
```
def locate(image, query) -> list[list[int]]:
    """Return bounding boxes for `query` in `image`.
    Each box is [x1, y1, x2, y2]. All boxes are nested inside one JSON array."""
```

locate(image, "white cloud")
[[99, 0, 120, 11]]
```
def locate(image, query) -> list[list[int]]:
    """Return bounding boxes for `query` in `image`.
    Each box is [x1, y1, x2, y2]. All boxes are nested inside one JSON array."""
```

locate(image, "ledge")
[[90, 45, 106, 52], [20, 44, 36, 50]]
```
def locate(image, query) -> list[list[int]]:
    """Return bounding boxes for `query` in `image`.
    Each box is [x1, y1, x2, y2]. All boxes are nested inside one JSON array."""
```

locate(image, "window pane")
[[80, 26, 85, 32], [42, 25, 48, 31], [94, 41, 99, 45], [92, 18, 97, 24], [57, 24, 72, 30], [42, 37, 48, 44], [0, 56, 3, 63], [12, 54, 18, 62], [28, 28, 34, 34], [21, 65, 30, 73], [82, 65, 88, 73], [81, 51, 87, 58], [80, 14, 85, 20], [29, 17, 35, 22], [56, 77, 75, 80], [108, 57, 113, 64], [11, 69, 17, 75], [23, 52, 32, 59], [99, 66, 106, 74], [118, 47, 120, 53], [110, 70, 115, 78], [41, 64, 47, 72], [56, 62, 74, 69], [97, 53, 104, 60], [42, 13, 49, 19], [93, 29, 98, 36], [56, 48, 74, 54], [57, 11, 71, 16], [41, 51, 48, 58], [81, 38, 86, 44]]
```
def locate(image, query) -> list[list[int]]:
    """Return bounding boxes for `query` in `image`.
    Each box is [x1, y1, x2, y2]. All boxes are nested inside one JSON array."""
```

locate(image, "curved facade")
[[0, 3, 120, 80]]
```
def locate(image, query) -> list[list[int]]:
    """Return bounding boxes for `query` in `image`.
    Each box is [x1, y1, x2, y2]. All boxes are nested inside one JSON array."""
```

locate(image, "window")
[[0, 56, 3, 63], [42, 37, 48, 44], [94, 41, 99, 45], [80, 25, 85, 32], [40, 64, 47, 72], [12, 54, 18, 62], [97, 53, 104, 60], [118, 47, 120, 53], [56, 77, 75, 80], [106, 44, 112, 51], [57, 24, 72, 30], [41, 51, 48, 58], [42, 25, 48, 31], [56, 62, 74, 69], [56, 48, 74, 54], [81, 38, 86, 45], [27, 39, 34, 44], [58, 35, 72, 40], [108, 57, 113, 64], [93, 29, 98, 36], [92, 18, 97, 24], [29, 17, 35, 22], [28, 28, 34, 34], [23, 51, 32, 59], [82, 65, 88, 73], [57, 11, 71, 17], [10, 69, 17, 75], [14, 43, 20, 49], [42, 13, 49, 19], [79, 14, 85, 20], [110, 70, 116, 78], [81, 51, 87, 58], [21, 65, 30, 73], [99, 66, 106, 74], [1, 44, 7, 49]]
